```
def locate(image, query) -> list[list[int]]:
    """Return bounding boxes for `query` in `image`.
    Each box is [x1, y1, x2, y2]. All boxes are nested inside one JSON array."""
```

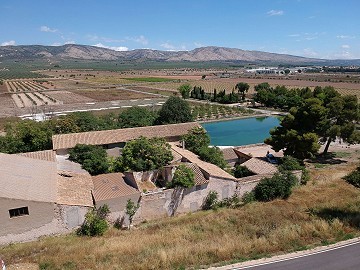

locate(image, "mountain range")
[[0, 44, 359, 65]]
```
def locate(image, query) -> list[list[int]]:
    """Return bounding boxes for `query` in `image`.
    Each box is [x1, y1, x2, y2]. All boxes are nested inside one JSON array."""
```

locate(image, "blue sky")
[[0, 0, 359, 59]]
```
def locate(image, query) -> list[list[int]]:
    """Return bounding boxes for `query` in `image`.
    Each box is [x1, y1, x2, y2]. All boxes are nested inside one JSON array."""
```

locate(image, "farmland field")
[[71, 88, 159, 101], [45, 91, 95, 104]]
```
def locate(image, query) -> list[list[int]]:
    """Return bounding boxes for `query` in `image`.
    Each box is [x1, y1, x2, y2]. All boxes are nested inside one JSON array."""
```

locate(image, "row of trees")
[[0, 96, 194, 154], [179, 83, 250, 104]]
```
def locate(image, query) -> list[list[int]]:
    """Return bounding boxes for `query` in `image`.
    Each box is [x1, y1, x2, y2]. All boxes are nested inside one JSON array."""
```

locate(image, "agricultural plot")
[[45, 91, 95, 104], [71, 88, 158, 101], [5, 80, 52, 92], [0, 94, 16, 116], [11, 92, 60, 108]]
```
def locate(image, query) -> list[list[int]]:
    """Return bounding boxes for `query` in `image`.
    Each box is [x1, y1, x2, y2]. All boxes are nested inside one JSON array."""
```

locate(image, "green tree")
[[278, 156, 304, 171], [68, 144, 109, 175], [118, 107, 156, 128], [178, 84, 192, 99], [169, 164, 195, 188], [77, 205, 110, 236], [182, 126, 210, 154], [198, 146, 227, 169], [121, 136, 173, 172], [235, 82, 250, 101], [2, 120, 53, 153], [157, 96, 193, 124], [125, 199, 139, 229]]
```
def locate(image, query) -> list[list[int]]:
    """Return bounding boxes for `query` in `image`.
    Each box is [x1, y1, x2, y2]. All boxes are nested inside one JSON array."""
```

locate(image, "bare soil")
[[45, 91, 95, 104], [71, 89, 157, 101]]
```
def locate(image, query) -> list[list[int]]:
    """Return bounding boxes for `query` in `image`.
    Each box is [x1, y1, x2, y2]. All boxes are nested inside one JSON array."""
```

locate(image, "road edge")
[[207, 236, 360, 269]]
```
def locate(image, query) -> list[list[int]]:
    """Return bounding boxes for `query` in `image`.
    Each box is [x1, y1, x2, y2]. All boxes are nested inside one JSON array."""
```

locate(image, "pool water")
[[201, 116, 280, 146]]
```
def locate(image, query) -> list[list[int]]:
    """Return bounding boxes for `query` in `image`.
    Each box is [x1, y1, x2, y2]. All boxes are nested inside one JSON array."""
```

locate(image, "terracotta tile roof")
[[57, 171, 94, 207], [52, 122, 200, 150], [17, 150, 56, 162], [170, 143, 236, 181], [221, 148, 239, 161], [92, 173, 140, 202], [182, 163, 209, 186], [171, 148, 183, 164], [0, 153, 57, 202], [242, 157, 278, 175]]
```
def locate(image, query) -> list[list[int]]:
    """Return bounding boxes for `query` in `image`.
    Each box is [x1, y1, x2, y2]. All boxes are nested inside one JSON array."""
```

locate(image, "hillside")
[[1, 44, 359, 65]]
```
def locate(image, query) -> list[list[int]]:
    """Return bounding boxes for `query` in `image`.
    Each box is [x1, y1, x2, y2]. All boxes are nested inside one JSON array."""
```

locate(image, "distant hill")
[[0, 44, 359, 65]]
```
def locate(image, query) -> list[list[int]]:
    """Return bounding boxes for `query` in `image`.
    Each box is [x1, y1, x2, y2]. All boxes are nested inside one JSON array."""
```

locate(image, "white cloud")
[[127, 35, 148, 45], [267, 10, 284, 16], [64, 41, 75, 45], [160, 42, 186, 51], [93, 43, 128, 51], [40, 25, 58, 33], [288, 34, 300, 37], [194, 42, 204, 47], [336, 35, 355, 39], [1, 40, 16, 46], [341, 44, 350, 49]]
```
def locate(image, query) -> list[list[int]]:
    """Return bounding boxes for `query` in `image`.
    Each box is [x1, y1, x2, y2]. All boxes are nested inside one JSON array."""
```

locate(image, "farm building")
[[0, 151, 93, 245], [52, 122, 200, 155]]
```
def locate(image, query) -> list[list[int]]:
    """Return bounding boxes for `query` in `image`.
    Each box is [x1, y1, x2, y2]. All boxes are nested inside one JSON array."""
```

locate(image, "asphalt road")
[[211, 239, 360, 270]]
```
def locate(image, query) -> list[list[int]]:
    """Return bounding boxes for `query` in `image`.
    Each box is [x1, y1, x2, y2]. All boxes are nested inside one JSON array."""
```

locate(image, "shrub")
[[254, 172, 298, 202], [233, 165, 255, 178], [278, 156, 304, 171], [202, 191, 219, 210], [343, 167, 360, 188], [242, 191, 255, 204], [178, 84, 191, 99], [169, 164, 195, 188], [77, 205, 110, 236], [300, 168, 310, 185], [217, 194, 241, 208], [198, 146, 227, 169]]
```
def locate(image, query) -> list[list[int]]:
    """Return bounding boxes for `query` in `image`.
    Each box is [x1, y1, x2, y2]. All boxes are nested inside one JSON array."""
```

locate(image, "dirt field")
[[45, 91, 95, 104], [71, 88, 159, 101]]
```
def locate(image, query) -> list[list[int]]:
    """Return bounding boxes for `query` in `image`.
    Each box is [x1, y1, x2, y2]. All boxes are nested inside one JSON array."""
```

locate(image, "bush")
[[343, 167, 360, 188], [202, 191, 219, 210], [233, 165, 254, 178], [278, 156, 304, 171], [78, 205, 110, 236], [169, 164, 195, 188], [254, 172, 298, 202], [300, 168, 310, 185], [242, 191, 255, 204], [217, 194, 241, 208], [198, 146, 227, 169]]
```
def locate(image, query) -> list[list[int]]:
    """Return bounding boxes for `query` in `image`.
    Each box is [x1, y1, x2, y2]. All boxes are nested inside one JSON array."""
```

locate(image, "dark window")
[[9, 207, 29, 218]]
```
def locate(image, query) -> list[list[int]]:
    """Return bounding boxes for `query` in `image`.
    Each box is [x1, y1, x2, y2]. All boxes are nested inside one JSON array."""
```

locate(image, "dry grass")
[[1, 162, 360, 270]]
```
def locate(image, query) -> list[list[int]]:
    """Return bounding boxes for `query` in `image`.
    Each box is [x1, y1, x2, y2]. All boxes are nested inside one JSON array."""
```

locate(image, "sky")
[[0, 0, 359, 59]]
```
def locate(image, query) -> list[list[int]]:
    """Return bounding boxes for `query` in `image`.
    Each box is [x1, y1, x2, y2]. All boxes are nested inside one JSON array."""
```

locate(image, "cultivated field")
[[71, 88, 160, 101], [5, 80, 55, 92], [45, 91, 95, 104]]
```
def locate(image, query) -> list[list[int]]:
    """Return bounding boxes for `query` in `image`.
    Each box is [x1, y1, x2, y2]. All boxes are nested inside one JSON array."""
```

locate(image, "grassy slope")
[[1, 160, 360, 270]]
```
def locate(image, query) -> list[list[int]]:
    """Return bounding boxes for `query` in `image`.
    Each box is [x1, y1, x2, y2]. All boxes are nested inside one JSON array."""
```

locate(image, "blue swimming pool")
[[201, 116, 280, 146]]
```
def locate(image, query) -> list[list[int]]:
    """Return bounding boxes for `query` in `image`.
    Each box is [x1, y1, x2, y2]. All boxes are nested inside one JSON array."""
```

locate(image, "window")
[[9, 207, 29, 218]]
